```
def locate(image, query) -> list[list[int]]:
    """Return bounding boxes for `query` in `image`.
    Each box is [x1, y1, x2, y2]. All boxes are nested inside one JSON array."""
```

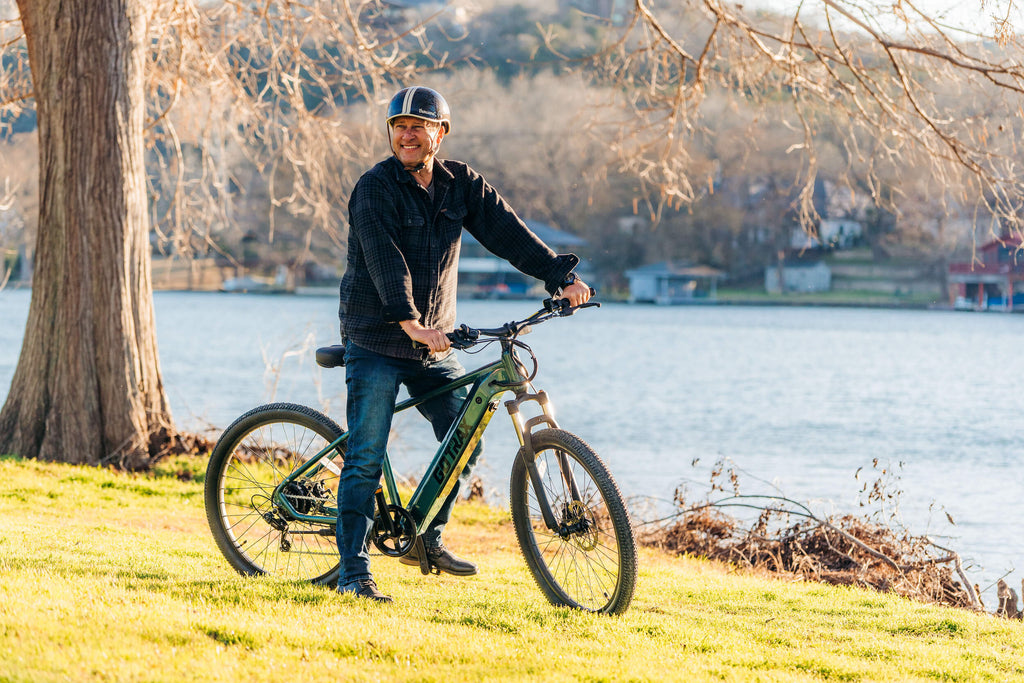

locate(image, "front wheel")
[[509, 429, 638, 614], [204, 403, 345, 585]]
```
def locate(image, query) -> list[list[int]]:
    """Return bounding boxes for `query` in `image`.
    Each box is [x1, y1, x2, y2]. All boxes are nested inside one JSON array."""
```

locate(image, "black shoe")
[[400, 542, 478, 576], [335, 578, 393, 603]]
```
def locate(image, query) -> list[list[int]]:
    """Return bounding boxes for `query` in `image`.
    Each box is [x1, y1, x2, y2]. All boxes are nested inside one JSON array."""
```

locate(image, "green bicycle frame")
[[270, 342, 561, 536]]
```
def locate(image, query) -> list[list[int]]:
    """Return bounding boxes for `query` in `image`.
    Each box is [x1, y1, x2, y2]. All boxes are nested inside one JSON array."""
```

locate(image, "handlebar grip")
[[448, 324, 479, 349], [544, 287, 599, 313], [412, 339, 469, 351]]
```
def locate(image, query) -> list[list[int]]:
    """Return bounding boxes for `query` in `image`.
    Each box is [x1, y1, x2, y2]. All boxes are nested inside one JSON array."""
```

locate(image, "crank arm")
[[374, 486, 397, 536]]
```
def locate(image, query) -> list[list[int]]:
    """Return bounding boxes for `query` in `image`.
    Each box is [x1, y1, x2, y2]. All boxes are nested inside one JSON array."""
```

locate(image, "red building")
[[947, 235, 1024, 311]]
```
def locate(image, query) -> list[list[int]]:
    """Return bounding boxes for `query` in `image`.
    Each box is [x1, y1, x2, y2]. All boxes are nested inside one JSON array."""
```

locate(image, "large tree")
[[0, 0, 169, 469]]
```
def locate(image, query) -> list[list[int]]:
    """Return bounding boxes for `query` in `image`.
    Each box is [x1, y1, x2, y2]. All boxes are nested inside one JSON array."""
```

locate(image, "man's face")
[[390, 116, 443, 169]]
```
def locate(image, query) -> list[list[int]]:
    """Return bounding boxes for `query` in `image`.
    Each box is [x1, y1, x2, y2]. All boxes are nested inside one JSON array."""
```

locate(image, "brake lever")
[[543, 299, 601, 317], [544, 287, 599, 315], [454, 323, 479, 341], [446, 324, 480, 350], [542, 297, 575, 315]]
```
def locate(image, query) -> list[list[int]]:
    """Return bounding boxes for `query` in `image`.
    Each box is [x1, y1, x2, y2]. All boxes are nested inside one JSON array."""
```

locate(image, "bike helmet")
[[386, 86, 451, 134]]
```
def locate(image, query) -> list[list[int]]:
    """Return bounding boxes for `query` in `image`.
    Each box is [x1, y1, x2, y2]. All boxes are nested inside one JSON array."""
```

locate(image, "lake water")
[[1, 289, 1021, 603]]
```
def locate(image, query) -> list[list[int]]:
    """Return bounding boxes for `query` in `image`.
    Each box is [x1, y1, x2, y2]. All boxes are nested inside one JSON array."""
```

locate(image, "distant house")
[[947, 235, 1024, 311], [458, 220, 587, 298], [765, 260, 831, 294], [790, 219, 864, 251], [625, 261, 725, 304]]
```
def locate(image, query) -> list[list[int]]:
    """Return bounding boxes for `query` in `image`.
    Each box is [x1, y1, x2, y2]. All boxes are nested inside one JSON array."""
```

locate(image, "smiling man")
[[335, 86, 591, 603]]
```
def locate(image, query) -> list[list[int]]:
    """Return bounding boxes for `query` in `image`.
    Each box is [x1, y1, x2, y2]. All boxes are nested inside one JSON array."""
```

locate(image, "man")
[[336, 85, 591, 603]]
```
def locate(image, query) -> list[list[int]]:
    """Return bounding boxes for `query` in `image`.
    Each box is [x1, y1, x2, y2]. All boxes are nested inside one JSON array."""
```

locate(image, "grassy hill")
[[0, 456, 1021, 682]]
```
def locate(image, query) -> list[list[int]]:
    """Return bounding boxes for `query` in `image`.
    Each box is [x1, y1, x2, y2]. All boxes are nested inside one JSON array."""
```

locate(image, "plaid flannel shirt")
[[339, 156, 579, 360]]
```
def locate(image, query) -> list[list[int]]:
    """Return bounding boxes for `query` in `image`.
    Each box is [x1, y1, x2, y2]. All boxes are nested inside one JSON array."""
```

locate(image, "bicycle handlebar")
[[321, 290, 600, 368], [446, 288, 599, 349]]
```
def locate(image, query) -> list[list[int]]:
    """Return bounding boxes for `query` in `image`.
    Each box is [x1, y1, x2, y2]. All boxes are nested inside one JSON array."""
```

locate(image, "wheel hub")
[[559, 500, 599, 551], [281, 479, 331, 516]]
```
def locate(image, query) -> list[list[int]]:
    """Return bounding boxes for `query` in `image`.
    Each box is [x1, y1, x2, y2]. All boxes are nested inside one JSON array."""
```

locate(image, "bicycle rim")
[[510, 429, 637, 614], [205, 403, 344, 585]]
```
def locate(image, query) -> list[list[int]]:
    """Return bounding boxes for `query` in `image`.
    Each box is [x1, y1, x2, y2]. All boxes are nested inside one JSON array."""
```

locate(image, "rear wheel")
[[509, 429, 637, 614], [204, 403, 344, 585]]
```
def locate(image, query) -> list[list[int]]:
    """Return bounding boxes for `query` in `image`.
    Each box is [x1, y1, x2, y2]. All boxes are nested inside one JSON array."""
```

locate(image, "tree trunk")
[[0, 0, 173, 469]]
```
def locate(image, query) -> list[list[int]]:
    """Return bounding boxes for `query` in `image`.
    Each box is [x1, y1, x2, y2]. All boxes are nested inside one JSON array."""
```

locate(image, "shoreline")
[[7, 283, 1021, 313]]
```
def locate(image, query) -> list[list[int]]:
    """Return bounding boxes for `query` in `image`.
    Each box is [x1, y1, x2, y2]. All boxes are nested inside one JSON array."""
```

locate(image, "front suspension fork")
[[506, 390, 581, 534]]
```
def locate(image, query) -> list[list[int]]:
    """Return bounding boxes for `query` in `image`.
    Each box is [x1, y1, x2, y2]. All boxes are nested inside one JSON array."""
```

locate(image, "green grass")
[[1, 456, 1022, 682]]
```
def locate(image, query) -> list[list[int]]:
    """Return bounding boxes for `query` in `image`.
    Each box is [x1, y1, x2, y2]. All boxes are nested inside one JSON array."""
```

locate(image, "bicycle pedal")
[[412, 537, 433, 575]]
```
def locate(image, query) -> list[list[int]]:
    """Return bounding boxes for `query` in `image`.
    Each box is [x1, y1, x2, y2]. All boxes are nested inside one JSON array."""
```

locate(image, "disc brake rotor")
[[564, 500, 599, 551]]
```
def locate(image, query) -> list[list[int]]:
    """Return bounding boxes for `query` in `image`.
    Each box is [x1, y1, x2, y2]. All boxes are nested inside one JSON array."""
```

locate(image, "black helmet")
[[386, 86, 451, 134]]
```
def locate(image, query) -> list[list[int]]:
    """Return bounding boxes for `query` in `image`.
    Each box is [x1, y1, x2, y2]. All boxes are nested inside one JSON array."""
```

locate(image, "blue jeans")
[[337, 341, 482, 584]]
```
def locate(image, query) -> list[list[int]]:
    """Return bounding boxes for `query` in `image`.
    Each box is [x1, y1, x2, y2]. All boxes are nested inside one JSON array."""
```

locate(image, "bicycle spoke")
[[511, 429, 636, 614], [206, 404, 343, 584]]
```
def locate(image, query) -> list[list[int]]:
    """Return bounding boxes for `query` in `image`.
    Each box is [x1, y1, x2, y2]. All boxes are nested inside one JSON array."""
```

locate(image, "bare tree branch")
[[584, 0, 1024, 236]]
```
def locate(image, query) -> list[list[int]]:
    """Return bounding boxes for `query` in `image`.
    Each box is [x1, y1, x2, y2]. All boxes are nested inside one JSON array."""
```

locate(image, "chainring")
[[371, 504, 417, 557]]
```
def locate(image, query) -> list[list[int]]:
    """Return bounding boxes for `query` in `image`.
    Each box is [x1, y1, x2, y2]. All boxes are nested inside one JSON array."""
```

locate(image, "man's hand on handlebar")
[[559, 279, 592, 308], [400, 319, 451, 353], [408, 284, 596, 353]]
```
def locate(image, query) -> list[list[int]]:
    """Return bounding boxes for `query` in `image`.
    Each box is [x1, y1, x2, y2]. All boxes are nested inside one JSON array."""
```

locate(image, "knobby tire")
[[204, 403, 345, 586], [509, 428, 638, 614]]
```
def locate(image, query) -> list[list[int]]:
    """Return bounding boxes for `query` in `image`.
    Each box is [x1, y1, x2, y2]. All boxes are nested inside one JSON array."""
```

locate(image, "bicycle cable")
[[446, 297, 598, 383]]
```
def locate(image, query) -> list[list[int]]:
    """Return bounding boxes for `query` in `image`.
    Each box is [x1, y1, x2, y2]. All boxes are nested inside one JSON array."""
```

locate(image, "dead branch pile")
[[641, 492, 981, 611]]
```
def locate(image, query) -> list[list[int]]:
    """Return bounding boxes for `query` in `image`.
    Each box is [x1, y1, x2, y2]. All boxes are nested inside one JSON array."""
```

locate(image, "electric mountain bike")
[[204, 296, 637, 614]]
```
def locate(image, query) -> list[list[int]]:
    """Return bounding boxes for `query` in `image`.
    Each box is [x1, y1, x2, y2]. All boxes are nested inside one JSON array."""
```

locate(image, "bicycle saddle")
[[315, 345, 346, 368]]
